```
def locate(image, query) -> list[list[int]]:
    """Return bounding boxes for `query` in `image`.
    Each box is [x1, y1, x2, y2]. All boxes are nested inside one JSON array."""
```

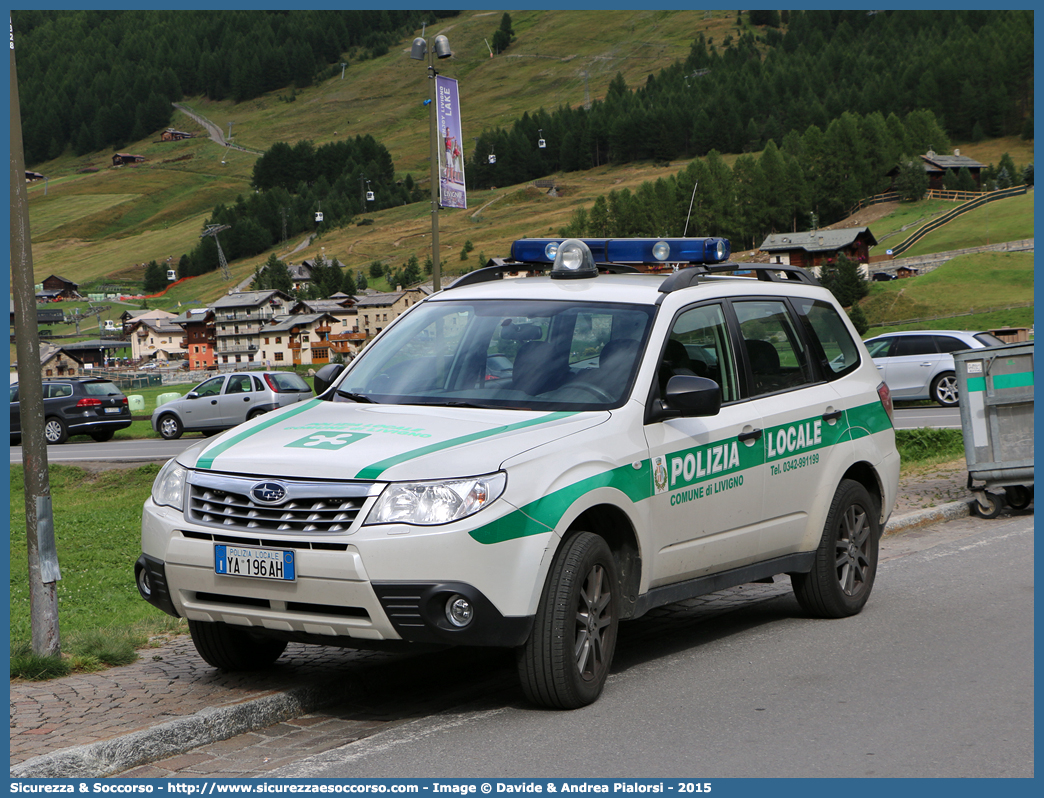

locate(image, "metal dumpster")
[[954, 340, 1034, 517]]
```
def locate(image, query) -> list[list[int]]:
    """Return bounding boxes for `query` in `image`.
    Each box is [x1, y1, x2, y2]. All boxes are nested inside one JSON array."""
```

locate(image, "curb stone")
[[883, 500, 973, 536], [10, 680, 351, 779], [11, 500, 974, 779]]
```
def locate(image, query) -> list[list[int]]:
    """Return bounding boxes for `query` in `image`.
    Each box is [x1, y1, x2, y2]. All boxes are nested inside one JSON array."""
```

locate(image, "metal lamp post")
[[411, 33, 452, 291]]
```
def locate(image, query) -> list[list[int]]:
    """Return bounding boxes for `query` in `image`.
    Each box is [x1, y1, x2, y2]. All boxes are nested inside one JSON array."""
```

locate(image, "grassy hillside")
[[20, 9, 1034, 322], [861, 251, 1034, 336]]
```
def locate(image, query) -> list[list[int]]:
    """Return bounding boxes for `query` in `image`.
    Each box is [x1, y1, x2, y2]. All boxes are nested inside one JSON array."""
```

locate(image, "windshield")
[[333, 299, 655, 410]]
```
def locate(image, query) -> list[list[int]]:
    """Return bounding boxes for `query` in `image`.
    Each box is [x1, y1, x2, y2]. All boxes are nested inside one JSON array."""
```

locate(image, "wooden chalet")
[[758, 228, 877, 272], [112, 153, 146, 166], [40, 275, 80, 300], [888, 149, 984, 191], [161, 129, 194, 142]]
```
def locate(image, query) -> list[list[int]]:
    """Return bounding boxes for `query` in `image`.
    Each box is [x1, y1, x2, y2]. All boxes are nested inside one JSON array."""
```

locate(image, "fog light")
[[446, 594, 473, 627], [137, 567, 152, 598]]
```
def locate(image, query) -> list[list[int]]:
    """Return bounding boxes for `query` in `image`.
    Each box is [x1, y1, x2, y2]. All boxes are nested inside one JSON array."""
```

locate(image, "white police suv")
[[138, 237, 899, 709]]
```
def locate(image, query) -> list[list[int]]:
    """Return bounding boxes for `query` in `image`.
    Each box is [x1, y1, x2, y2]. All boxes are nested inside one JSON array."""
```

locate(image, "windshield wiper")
[[335, 389, 377, 404], [411, 400, 494, 409]]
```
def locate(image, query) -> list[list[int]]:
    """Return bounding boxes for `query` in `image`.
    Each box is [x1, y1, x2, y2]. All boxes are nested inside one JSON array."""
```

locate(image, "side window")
[[253, 376, 265, 391], [793, 298, 861, 378], [934, 336, 971, 354], [865, 338, 894, 358], [733, 300, 814, 396], [666, 304, 737, 403], [195, 377, 225, 397], [11, 385, 19, 403], [226, 375, 252, 393], [894, 335, 938, 357], [48, 384, 73, 399]]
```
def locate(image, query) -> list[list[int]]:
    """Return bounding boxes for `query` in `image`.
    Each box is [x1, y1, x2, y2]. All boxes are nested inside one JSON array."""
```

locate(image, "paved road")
[[57, 511, 1027, 780], [892, 404, 961, 429], [265, 513, 1035, 779]]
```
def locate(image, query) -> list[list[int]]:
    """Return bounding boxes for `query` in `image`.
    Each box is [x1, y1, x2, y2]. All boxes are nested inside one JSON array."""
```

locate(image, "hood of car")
[[177, 398, 608, 481]]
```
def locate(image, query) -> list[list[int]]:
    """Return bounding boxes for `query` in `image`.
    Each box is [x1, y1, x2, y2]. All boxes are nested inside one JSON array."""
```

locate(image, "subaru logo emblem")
[[251, 482, 287, 505]]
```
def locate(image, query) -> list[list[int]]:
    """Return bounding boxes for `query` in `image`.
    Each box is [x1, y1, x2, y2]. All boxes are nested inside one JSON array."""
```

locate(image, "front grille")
[[187, 472, 377, 535], [194, 591, 370, 619]]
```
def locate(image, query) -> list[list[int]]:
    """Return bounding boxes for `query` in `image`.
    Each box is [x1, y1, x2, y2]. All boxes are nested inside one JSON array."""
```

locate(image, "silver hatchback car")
[[152, 371, 313, 439], [864, 330, 1003, 406]]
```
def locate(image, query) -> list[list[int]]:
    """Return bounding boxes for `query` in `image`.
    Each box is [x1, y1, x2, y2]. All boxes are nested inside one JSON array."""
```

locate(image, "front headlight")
[[152, 458, 189, 511], [365, 472, 507, 526]]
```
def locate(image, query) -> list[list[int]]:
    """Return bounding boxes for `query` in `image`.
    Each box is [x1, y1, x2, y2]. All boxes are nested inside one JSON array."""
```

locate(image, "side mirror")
[[186, 391, 199, 400], [314, 363, 346, 397], [647, 375, 721, 423]]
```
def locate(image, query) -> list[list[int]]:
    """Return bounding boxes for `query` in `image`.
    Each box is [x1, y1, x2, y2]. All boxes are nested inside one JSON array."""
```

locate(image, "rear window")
[[81, 381, 122, 396], [268, 372, 310, 392], [974, 332, 1004, 347]]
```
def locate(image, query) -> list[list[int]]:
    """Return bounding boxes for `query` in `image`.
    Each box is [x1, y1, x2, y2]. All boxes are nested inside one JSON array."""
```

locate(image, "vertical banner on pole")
[[435, 75, 467, 210]]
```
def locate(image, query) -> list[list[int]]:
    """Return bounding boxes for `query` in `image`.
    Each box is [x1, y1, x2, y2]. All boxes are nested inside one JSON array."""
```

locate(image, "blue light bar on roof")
[[510, 238, 730, 265]]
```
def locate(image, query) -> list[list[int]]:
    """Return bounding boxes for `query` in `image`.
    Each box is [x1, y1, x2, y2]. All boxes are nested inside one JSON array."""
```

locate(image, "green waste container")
[[157, 392, 181, 407], [954, 341, 1033, 518], [127, 395, 146, 412]]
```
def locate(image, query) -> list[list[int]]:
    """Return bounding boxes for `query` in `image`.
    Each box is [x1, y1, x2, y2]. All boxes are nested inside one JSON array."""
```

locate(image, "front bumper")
[[139, 497, 546, 649]]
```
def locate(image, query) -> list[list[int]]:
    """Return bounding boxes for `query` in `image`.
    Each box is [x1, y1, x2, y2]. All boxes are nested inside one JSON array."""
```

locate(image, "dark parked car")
[[151, 371, 314, 440], [10, 378, 132, 445]]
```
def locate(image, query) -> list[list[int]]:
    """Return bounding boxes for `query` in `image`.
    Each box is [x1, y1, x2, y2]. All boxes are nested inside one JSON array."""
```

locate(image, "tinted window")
[[934, 336, 973, 354], [48, 384, 74, 399], [733, 300, 814, 396], [974, 332, 1004, 347], [794, 298, 861, 377], [865, 338, 894, 358], [894, 335, 938, 357], [10, 385, 18, 403], [81, 381, 121, 396]]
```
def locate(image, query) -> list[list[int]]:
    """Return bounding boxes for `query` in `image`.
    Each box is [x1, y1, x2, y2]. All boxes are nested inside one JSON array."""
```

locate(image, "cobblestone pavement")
[[10, 636, 412, 767]]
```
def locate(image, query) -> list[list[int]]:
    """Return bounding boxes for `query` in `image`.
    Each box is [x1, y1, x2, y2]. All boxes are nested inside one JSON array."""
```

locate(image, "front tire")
[[188, 620, 287, 671], [792, 479, 880, 618], [158, 414, 183, 440], [44, 417, 68, 444], [931, 371, 959, 407], [517, 532, 619, 709]]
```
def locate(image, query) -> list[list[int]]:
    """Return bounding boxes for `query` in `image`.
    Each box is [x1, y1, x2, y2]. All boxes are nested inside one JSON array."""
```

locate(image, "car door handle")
[[738, 428, 763, 442], [822, 409, 843, 422], [210, 400, 218, 405], [243, 396, 250, 402]]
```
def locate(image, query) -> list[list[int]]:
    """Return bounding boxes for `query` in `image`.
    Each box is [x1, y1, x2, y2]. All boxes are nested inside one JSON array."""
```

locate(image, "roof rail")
[[445, 259, 639, 291], [658, 262, 820, 293]]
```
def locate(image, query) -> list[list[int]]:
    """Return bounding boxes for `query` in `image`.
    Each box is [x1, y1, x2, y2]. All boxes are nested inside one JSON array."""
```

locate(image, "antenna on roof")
[[683, 182, 698, 237]]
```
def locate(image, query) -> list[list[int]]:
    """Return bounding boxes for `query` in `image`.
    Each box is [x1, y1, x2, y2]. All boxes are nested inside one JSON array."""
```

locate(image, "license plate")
[[215, 545, 296, 581], [104, 407, 121, 414]]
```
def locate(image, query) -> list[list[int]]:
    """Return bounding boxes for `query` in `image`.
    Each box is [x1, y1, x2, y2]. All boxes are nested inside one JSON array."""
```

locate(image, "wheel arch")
[[840, 460, 886, 524], [564, 502, 643, 620]]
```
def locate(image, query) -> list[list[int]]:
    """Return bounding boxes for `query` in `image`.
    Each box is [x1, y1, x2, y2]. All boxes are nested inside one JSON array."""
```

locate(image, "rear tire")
[[158, 414, 183, 440], [792, 479, 880, 618], [931, 371, 959, 407], [517, 532, 619, 709], [90, 430, 115, 442], [188, 620, 287, 671], [44, 417, 68, 445]]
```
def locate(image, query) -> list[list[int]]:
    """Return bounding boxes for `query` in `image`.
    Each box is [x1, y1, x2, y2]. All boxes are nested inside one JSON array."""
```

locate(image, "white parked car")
[[138, 238, 899, 708], [863, 330, 1004, 406]]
